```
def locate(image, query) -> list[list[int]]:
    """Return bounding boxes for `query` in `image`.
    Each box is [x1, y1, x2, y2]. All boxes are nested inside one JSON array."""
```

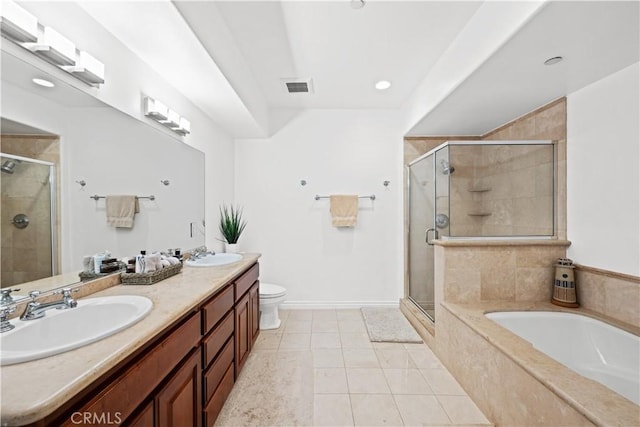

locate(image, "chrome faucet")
[[190, 246, 215, 260], [0, 305, 16, 333], [0, 288, 21, 304], [20, 288, 79, 321]]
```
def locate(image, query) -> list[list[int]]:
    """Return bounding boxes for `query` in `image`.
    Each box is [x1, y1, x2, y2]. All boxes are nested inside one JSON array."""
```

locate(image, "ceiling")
[[43, 1, 640, 138]]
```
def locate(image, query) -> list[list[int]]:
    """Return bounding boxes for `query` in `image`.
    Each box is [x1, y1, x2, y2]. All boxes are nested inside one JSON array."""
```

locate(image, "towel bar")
[[90, 195, 155, 201], [315, 195, 375, 201]]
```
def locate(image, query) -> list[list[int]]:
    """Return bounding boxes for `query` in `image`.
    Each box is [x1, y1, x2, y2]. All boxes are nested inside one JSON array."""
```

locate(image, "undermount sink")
[[185, 252, 243, 267], [0, 295, 152, 366]]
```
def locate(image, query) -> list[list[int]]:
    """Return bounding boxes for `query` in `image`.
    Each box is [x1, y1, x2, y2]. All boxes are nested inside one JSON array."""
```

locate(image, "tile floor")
[[216, 309, 493, 427]]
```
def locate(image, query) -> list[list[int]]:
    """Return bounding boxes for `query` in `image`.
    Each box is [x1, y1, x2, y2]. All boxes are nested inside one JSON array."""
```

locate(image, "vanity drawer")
[[203, 338, 234, 404], [67, 312, 201, 425], [235, 263, 259, 301], [202, 284, 234, 334], [203, 363, 235, 427], [202, 310, 234, 368]]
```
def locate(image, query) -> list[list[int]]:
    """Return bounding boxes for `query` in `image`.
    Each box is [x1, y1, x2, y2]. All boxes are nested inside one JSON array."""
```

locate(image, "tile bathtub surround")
[[216, 309, 493, 427], [435, 301, 639, 427], [433, 240, 571, 321], [575, 264, 640, 328]]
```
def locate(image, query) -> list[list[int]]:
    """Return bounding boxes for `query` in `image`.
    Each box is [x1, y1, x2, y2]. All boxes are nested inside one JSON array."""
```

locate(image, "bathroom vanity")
[[0, 254, 261, 427]]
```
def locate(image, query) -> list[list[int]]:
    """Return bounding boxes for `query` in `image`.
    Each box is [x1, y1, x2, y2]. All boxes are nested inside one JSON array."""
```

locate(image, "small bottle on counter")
[[174, 248, 182, 262], [135, 250, 146, 273]]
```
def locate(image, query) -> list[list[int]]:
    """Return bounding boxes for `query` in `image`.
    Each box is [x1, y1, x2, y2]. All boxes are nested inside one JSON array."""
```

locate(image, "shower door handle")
[[425, 228, 438, 245]]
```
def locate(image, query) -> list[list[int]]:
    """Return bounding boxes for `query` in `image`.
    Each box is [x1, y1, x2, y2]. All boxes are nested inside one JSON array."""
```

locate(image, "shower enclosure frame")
[[406, 140, 556, 321], [1, 152, 58, 278]]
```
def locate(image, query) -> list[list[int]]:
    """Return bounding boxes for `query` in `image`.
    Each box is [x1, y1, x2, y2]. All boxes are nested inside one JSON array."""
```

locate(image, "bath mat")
[[361, 307, 423, 343]]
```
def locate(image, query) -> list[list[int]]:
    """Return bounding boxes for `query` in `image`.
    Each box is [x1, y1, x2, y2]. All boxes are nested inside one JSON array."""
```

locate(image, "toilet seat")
[[259, 283, 286, 299]]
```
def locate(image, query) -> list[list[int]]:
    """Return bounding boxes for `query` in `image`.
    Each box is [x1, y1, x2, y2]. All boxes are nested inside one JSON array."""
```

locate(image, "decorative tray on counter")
[[120, 262, 183, 285]]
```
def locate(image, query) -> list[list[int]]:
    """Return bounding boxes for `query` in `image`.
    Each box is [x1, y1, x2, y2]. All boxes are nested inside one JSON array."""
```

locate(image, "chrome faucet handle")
[[54, 288, 79, 297], [0, 305, 16, 333], [0, 288, 21, 304], [28, 290, 41, 302], [54, 288, 79, 308]]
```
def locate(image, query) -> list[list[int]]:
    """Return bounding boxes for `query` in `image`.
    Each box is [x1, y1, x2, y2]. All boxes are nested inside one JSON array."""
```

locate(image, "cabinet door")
[[234, 292, 251, 377], [156, 349, 202, 427], [249, 282, 260, 346]]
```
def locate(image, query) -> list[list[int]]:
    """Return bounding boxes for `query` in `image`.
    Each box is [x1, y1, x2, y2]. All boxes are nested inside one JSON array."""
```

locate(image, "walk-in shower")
[[1, 153, 57, 287], [406, 141, 555, 320]]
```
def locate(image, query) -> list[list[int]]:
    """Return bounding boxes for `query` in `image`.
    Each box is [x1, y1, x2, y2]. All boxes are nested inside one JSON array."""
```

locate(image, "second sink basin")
[[0, 295, 152, 366], [185, 253, 243, 267]]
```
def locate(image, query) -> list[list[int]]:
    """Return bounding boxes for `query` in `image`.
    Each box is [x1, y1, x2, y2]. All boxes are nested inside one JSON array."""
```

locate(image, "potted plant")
[[218, 204, 247, 253]]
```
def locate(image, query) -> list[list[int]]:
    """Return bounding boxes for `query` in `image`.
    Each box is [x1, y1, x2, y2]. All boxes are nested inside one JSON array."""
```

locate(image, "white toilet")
[[259, 283, 287, 330]]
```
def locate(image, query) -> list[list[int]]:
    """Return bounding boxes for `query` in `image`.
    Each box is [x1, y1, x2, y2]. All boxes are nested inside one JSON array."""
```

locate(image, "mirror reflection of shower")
[[440, 159, 455, 175], [1, 152, 57, 287], [1, 159, 20, 174]]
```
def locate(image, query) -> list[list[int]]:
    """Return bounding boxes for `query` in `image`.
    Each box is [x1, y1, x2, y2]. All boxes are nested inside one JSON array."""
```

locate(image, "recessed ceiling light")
[[375, 80, 391, 91], [32, 78, 55, 88], [350, 0, 365, 9], [544, 56, 563, 66]]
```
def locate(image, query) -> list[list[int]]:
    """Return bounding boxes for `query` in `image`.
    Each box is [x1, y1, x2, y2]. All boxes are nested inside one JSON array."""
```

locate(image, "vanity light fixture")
[[375, 80, 391, 90], [159, 109, 180, 128], [143, 96, 191, 136], [171, 118, 191, 136], [32, 78, 55, 88], [144, 97, 168, 120], [24, 26, 76, 66], [62, 51, 105, 85], [0, 0, 38, 43]]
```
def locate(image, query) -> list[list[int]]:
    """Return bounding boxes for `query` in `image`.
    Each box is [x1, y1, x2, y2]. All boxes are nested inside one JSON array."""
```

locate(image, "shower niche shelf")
[[467, 212, 492, 217], [467, 187, 491, 193]]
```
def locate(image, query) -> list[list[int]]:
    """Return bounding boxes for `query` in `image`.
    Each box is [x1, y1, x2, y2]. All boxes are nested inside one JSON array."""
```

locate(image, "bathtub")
[[486, 311, 639, 405]]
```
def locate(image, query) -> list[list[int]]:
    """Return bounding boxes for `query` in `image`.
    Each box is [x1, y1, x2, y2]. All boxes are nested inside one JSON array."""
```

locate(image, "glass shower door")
[[1, 153, 55, 287], [407, 153, 436, 321]]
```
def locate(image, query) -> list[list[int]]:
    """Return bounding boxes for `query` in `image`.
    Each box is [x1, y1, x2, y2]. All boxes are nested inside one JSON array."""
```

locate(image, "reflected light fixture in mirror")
[[143, 96, 191, 136], [32, 78, 55, 88], [375, 80, 391, 90]]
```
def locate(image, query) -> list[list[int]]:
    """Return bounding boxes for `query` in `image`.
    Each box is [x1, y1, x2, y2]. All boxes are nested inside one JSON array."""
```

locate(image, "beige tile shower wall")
[[449, 145, 483, 236], [483, 98, 567, 239], [575, 265, 640, 328], [1, 135, 60, 286], [474, 145, 554, 236], [433, 241, 570, 320]]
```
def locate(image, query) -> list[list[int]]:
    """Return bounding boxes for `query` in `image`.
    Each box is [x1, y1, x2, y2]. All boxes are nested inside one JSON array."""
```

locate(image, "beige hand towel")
[[330, 195, 358, 227], [106, 195, 139, 228]]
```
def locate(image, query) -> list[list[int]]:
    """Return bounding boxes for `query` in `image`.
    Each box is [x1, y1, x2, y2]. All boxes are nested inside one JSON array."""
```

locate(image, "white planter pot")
[[225, 243, 239, 253]]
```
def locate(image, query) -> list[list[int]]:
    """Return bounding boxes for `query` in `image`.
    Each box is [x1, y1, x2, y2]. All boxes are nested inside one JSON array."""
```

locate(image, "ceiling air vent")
[[282, 78, 314, 94]]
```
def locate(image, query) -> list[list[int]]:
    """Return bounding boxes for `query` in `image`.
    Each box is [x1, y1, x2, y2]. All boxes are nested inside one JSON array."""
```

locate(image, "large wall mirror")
[[1, 49, 206, 299]]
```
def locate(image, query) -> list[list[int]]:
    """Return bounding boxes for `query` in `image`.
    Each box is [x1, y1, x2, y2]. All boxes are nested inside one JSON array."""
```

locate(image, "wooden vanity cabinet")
[[35, 262, 260, 427], [234, 263, 260, 377]]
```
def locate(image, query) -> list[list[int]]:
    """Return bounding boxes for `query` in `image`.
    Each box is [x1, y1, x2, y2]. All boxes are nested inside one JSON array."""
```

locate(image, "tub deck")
[[438, 301, 640, 426]]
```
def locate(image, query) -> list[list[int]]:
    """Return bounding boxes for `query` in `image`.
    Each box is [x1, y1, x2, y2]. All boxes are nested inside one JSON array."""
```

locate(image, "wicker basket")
[[120, 262, 183, 285]]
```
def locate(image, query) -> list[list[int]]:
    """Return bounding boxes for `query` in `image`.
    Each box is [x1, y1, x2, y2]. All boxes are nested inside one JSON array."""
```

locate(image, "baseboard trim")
[[281, 300, 399, 309]]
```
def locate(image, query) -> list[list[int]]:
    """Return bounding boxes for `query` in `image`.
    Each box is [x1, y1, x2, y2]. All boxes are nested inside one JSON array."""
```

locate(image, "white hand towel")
[[330, 195, 358, 227], [105, 195, 139, 228]]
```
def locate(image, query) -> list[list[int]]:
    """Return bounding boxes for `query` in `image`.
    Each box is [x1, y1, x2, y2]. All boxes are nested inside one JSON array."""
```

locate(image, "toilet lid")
[[260, 283, 286, 298]]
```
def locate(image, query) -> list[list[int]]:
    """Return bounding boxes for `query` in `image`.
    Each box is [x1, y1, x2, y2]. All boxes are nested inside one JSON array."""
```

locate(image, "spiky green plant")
[[218, 204, 247, 244]]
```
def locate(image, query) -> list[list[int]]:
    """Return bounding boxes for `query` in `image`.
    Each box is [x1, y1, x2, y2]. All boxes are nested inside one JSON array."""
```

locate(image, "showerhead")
[[441, 159, 455, 175], [1, 160, 17, 174]]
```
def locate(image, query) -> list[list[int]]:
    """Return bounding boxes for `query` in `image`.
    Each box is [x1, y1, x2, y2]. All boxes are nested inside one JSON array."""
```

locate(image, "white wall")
[[567, 62, 640, 276], [235, 110, 405, 307]]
